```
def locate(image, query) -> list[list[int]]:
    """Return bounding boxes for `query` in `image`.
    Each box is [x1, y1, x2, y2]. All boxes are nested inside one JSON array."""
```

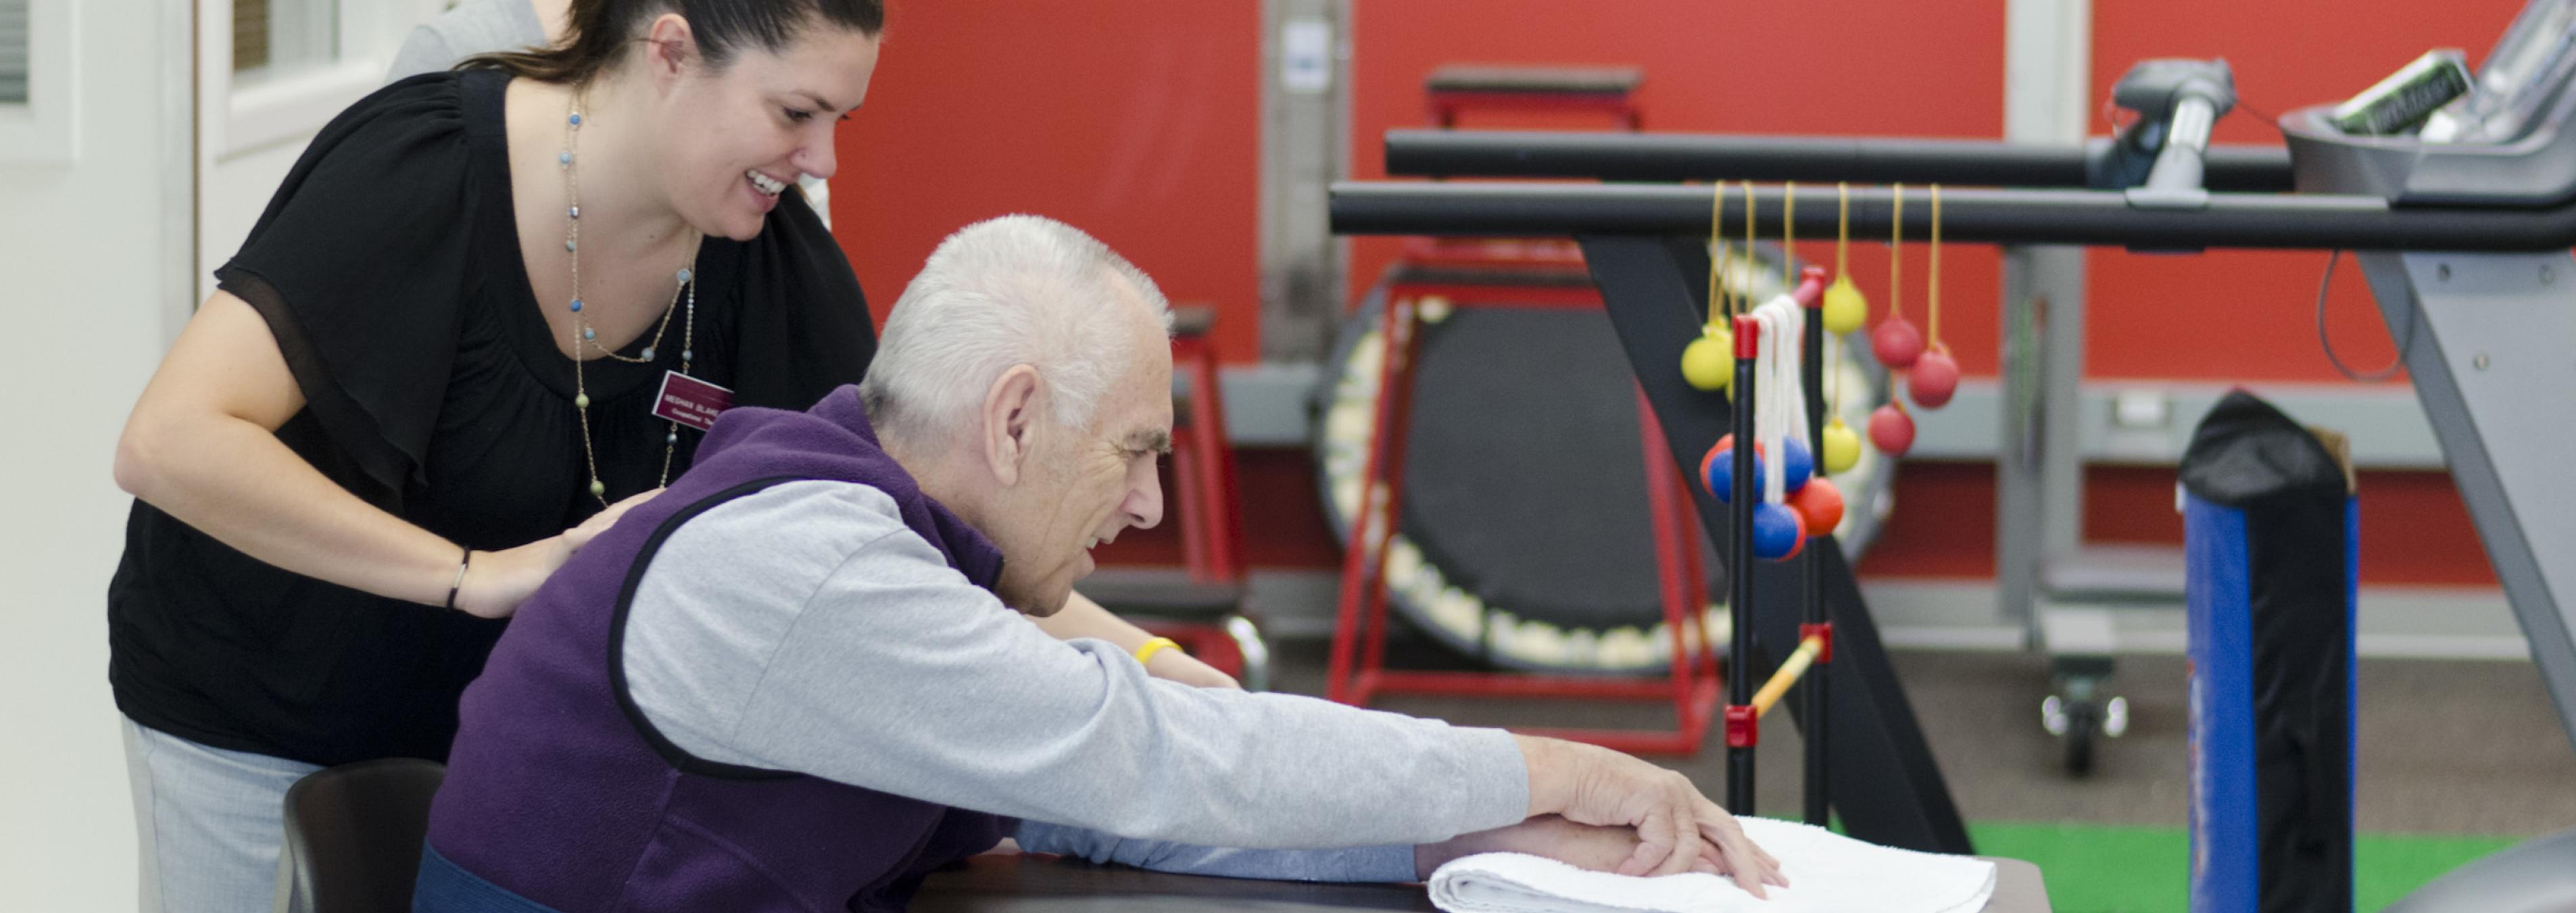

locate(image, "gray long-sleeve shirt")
[[385, 0, 544, 83], [621, 480, 1528, 881]]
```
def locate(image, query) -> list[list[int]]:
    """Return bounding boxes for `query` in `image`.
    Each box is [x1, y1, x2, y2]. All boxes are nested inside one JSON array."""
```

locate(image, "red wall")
[[2086, 0, 2522, 380], [1711, 461, 2494, 587], [1350, 0, 2010, 376], [831, 1, 1264, 364], [1857, 0, 2517, 584], [834, 1, 2510, 588]]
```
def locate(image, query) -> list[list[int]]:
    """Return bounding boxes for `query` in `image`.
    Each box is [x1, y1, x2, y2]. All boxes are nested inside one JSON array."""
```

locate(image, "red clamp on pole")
[[1724, 704, 1759, 747], [1732, 314, 1761, 359], [1793, 265, 1828, 308], [1800, 622, 1834, 664]]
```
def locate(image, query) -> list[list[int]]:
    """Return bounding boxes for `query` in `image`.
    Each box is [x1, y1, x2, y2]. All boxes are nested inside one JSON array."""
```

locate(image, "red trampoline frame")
[[1321, 280, 1724, 756]]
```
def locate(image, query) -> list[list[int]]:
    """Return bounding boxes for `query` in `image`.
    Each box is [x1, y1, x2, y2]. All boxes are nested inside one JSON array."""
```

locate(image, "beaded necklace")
[[562, 87, 700, 506]]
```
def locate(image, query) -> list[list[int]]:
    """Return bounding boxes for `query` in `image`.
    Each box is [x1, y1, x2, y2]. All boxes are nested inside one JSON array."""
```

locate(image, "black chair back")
[[276, 758, 446, 913]]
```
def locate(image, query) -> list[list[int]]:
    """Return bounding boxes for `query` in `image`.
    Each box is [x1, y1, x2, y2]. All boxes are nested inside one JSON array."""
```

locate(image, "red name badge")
[[652, 372, 735, 432]]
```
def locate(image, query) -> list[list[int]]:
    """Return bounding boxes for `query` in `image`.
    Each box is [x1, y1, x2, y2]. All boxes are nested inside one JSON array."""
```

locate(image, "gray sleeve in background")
[[385, 0, 548, 84], [622, 480, 1531, 853], [798, 176, 832, 230], [1012, 820, 1418, 883], [385, 24, 464, 83]]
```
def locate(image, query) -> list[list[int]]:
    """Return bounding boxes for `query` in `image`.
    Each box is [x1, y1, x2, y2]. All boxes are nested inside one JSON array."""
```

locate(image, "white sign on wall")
[[1280, 18, 1331, 94]]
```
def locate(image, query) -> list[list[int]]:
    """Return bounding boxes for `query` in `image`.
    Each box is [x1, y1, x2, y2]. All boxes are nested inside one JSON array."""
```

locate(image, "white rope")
[[1749, 295, 1807, 507]]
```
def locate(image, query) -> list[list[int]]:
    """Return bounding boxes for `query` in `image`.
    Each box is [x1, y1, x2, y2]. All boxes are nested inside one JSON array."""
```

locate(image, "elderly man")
[[415, 216, 1784, 912]]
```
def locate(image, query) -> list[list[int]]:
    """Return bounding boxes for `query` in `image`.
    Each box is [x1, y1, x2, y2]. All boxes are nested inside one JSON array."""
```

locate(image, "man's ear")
[[641, 14, 697, 86], [981, 366, 1043, 487]]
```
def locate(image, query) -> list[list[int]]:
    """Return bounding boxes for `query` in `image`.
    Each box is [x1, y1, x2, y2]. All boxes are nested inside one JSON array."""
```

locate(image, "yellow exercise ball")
[[1821, 275, 1868, 337], [1820, 416, 1863, 474], [1679, 326, 1734, 391]]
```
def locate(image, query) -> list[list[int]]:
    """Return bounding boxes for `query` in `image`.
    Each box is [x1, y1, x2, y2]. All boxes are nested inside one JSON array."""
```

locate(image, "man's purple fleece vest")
[[426, 387, 1012, 912]]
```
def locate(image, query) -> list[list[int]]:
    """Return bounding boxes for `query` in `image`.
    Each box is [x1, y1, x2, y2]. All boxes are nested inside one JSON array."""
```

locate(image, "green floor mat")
[[1965, 821, 2521, 912]]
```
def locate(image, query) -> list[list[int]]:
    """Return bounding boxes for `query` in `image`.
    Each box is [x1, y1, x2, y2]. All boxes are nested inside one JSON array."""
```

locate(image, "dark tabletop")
[[913, 855, 2051, 912]]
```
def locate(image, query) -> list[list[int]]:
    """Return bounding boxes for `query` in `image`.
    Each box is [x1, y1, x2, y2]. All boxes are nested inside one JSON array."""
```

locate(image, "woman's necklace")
[[563, 87, 700, 506]]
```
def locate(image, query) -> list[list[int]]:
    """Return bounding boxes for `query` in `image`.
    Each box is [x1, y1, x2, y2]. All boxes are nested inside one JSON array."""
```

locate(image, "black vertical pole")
[[1798, 268, 1832, 828], [1726, 314, 1759, 814]]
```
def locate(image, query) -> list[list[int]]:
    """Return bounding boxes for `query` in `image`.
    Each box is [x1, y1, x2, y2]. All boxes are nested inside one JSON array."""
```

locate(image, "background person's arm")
[[1013, 814, 1741, 884], [1030, 591, 1240, 689]]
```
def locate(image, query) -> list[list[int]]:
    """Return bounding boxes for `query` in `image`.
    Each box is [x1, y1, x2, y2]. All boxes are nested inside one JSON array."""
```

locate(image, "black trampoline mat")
[[1397, 307, 1725, 631]]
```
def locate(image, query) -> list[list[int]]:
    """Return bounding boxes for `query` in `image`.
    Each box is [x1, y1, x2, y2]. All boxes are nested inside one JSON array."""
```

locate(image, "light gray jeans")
[[122, 717, 320, 913]]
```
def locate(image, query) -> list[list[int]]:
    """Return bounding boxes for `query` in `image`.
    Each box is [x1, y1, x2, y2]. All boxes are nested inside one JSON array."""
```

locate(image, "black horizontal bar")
[[1382, 129, 2298, 192], [1329, 181, 2576, 251]]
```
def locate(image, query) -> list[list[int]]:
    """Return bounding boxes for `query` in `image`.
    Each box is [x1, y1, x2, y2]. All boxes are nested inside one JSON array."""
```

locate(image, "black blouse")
[[107, 68, 876, 766]]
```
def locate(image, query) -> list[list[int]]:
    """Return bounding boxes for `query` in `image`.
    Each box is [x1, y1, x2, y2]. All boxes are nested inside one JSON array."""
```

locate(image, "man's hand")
[[1144, 646, 1241, 689], [1416, 816, 1757, 881], [1514, 736, 1787, 896]]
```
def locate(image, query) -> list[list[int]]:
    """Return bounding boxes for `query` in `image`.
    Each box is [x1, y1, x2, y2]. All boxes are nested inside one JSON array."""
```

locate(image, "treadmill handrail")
[[2140, 95, 2222, 197], [1381, 128, 2298, 191], [1329, 180, 2576, 251]]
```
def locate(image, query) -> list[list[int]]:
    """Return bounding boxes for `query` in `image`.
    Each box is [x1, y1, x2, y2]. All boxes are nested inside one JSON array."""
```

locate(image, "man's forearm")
[[1015, 820, 1417, 883]]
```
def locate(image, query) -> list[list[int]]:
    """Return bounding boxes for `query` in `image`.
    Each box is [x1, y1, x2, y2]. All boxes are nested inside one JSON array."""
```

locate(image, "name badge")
[[652, 372, 735, 432]]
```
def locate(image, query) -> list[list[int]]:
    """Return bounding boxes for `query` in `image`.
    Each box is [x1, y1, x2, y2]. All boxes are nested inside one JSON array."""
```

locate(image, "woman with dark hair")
[[109, 3, 1221, 908]]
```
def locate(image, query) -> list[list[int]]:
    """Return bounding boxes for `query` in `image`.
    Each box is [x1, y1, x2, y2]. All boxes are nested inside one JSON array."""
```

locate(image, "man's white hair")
[[860, 215, 1173, 446]]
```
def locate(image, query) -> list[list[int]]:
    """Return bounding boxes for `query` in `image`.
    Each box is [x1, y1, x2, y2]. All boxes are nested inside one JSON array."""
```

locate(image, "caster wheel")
[[2042, 692, 2117, 776], [2062, 701, 2100, 775]]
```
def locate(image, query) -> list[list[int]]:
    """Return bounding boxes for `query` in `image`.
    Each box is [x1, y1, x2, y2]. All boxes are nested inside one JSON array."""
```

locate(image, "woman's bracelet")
[[445, 546, 473, 612]]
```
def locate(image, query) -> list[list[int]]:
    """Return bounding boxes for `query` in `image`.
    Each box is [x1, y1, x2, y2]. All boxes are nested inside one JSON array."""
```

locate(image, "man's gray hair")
[[860, 215, 1173, 446]]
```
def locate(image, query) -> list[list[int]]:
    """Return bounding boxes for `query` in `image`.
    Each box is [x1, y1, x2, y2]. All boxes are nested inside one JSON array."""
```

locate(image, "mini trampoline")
[[1313, 244, 1899, 674]]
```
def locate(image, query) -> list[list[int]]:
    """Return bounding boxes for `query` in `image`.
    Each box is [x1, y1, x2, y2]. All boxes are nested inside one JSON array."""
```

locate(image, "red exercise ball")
[[1716, 435, 1784, 460], [1872, 316, 1925, 369], [1869, 402, 1916, 456], [1791, 476, 1846, 536], [1910, 346, 1960, 409]]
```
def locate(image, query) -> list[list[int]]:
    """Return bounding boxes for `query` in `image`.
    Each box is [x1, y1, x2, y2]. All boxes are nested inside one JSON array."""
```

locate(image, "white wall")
[[1, 0, 443, 907], [197, 0, 445, 301], [198, 140, 306, 300], [0, 1, 181, 908]]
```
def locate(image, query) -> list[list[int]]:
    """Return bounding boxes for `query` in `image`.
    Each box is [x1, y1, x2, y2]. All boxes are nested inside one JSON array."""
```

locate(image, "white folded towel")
[[1426, 818, 1997, 913]]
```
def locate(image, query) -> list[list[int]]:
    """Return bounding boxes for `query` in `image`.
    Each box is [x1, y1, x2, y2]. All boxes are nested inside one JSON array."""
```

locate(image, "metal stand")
[[1798, 280, 1835, 828], [1582, 235, 1973, 853], [1723, 314, 1759, 812], [2354, 250, 2576, 756], [1716, 272, 1841, 824]]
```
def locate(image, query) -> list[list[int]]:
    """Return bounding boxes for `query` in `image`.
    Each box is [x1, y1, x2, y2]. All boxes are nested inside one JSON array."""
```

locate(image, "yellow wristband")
[[1133, 637, 1184, 666]]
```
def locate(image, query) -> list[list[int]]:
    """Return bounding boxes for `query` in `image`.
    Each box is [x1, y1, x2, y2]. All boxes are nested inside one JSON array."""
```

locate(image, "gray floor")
[[1267, 638, 2576, 836]]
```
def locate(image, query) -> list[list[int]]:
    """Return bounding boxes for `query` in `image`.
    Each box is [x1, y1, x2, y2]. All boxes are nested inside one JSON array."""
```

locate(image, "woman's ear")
[[981, 366, 1043, 487], [641, 13, 698, 84]]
